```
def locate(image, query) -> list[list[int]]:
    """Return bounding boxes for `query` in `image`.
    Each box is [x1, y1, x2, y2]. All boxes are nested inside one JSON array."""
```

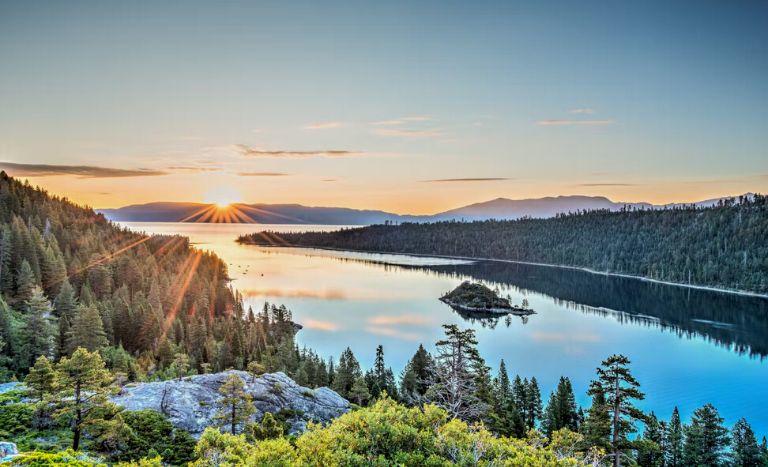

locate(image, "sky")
[[0, 0, 766, 214]]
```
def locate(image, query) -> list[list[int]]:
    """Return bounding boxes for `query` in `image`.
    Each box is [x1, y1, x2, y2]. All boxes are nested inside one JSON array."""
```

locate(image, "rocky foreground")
[[113, 371, 350, 436]]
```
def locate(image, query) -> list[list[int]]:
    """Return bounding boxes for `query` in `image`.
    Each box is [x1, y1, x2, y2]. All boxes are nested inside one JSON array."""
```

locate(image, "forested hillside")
[[0, 172, 310, 380], [240, 195, 768, 294]]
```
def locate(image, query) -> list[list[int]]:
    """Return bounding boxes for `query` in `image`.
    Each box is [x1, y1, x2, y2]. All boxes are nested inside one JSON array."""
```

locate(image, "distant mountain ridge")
[[98, 194, 752, 224]]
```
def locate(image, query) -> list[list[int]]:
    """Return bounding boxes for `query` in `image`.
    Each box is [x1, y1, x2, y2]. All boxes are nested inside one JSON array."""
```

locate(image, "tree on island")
[[588, 354, 645, 467]]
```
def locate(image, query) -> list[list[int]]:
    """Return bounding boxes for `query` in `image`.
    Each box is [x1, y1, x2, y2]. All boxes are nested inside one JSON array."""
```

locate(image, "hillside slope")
[[240, 195, 768, 294]]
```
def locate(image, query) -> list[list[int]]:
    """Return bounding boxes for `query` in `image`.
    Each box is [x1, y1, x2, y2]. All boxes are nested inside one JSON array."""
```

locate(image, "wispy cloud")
[[577, 183, 636, 187], [365, 326, 423, 342], [537, 119, 613, 126], [368, 315, 433, 326], [238, 172, 290, 177], [569, 108, 595, 114], [303, 121, 345, 130], [0, 162, 168, 178], [422, 177, 510, 183], [167, 166, 222, 172], [303, 319, 340, 332], [371, 115, 432, 126], [235, 144, 362, 158], [373, 128, 442, 138], [321, 178, 337, 182]]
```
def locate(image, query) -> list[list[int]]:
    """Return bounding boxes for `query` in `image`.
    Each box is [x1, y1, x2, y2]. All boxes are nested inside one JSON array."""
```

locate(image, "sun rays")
[[177, 202, 304, 224]]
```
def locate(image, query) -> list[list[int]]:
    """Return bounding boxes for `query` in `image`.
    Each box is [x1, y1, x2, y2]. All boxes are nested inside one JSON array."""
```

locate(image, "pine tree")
[[21, 287, 57, 367], [683, 403, 730, 467], [636, 412, 664, 467], [666, 407, 684, 467], [331, 347, 361, 399], [588, 354, 645, 467], [55, 347, 115, 451], [349, 376, 371, 406], [524, 377, 543, 429], [580, 385, 611, 453], [215, 373, 255, 434], [399, 344, 434, 405], [25, 355, 57, 402], [25, 355, 58, 429], [430, 324, 487, 420], [542, 376, 579, 437], [16, 259, 37, 305], [66, 303, 108, 353], [730, 418, 761, 467], [489, 360, 524, 436], [365, 345, 397, 399]]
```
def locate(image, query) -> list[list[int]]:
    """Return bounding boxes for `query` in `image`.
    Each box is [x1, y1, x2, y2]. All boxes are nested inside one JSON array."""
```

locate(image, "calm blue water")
[[123, 222, 768, 436]]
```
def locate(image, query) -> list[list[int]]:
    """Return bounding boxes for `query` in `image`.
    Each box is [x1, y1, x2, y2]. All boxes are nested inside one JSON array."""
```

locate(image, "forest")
[[239, 195, 768, 294], [1, 172, 766, 466]]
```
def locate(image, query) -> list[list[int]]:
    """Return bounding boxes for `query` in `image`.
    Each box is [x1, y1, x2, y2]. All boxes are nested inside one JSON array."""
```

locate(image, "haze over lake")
[[122, 221, 768, 436]]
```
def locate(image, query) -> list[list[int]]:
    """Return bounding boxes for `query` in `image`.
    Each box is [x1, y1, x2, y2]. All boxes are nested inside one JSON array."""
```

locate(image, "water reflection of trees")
[[278, 250, 768, 359], [424, 261, 768, 359]]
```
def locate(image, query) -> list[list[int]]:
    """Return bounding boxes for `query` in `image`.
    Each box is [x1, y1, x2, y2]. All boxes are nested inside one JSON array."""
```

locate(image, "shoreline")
[[237, 240, 768, 299]]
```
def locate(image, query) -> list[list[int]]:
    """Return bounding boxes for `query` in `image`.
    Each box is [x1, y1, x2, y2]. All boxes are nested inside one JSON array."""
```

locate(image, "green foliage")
[[246, 412, 284, 441], [192, 397, 584, 466], [215, 373, 255, 434], [244, 196, 768, 293], [11, 449, 104, 466], [116, 409, 196, 465], [683, 403, 730, 466], [588, 354, 645, 465]]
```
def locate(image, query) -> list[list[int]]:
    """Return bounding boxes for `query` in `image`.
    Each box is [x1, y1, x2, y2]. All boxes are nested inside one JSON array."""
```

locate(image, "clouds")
[[234, 144, 362, 158], [537, 119, 613, 126], [373, 128, 443, 138], [569, 108, 595, 114], [0, 162, 167, 178], [371, 115, 432, 126], [422, 177, 510, 183], [303, 121, 345, 130], [237, 172, 290, 177], [577, 183, 636, 187]]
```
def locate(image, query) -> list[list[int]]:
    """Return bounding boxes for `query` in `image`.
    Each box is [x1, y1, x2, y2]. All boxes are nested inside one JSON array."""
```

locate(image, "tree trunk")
[[612, 369, 621, 467], [231, 404, 236, 434], [72, 382, 82, 451]]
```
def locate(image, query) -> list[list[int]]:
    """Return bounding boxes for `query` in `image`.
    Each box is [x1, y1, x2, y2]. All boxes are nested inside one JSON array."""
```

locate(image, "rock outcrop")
[[112, 371, 349, 436]]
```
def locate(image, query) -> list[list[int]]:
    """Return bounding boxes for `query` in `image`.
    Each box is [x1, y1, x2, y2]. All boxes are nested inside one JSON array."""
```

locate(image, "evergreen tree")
[[636, 412, 664, 467], [349, 376, 371, 406], [682, 403, 730, 467], [365, 345, 398, 399], [430, 324, 487, 420], [215, 373, 255, 434], [730, 417, 761, 467], [21, 286, 57, 367], [588, 354, 645, 467], [542, 376, 579, 436], [331, 347, 361, 399], [247, 412, 283, 441], [16, 259, 37, 306], [580, 385, 612, 453], [666, 407, 684, 467], [399, 344, 434, 405], [55, 347, 116, 451], [25, 355, 58, 428], [524, 377, 543, 429], [489, 360, 524, 436], [66, 303, 108, 353]]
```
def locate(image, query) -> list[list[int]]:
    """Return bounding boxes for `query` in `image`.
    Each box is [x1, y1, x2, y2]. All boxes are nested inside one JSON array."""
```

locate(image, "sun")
[[204, 186, 242, 208]]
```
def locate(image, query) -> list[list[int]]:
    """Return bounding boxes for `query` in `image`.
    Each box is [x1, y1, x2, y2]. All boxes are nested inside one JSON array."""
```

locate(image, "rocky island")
[[440, 281, 535, 315]]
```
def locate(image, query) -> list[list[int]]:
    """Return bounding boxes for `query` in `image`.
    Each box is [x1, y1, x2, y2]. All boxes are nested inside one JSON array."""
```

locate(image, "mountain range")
[[97, 194, 751, 225]]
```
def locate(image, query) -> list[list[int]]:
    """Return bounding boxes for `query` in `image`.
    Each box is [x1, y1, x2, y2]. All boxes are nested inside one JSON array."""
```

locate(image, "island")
[[439, 281, 535, 315]]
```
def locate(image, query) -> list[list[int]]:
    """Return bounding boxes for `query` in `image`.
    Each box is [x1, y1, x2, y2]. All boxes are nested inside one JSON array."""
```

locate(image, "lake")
[[121, 221, 768, 435]]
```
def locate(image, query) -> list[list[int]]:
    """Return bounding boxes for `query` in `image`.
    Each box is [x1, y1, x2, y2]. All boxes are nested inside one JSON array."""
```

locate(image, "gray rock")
[[112, 371, 349, 436]]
